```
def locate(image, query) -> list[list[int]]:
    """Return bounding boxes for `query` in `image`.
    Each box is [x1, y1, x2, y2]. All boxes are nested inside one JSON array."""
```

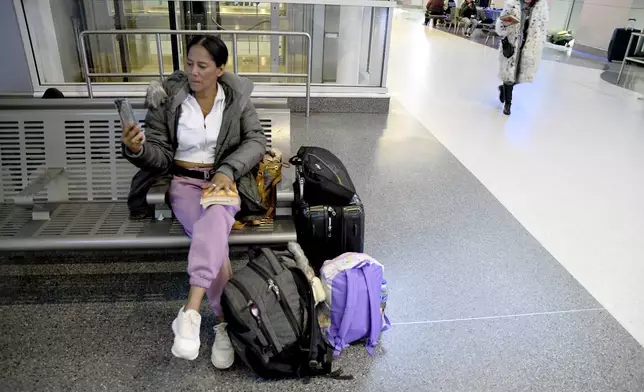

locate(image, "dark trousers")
[[503, 83, 514, 103]]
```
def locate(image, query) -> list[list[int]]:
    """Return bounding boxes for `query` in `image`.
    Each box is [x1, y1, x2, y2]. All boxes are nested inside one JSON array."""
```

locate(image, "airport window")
[[19, 0, 390, 88]]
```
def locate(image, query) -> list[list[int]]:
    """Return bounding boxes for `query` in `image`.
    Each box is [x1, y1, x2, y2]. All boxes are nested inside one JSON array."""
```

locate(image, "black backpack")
[[290, 146, 357, 206], [221, 248, 351, 380]]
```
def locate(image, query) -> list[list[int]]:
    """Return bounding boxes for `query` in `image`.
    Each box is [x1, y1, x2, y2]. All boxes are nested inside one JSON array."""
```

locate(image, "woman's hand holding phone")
[[501, 15, 519, 25], [115, 98, 145, 154], [121, 123, 145, 154]]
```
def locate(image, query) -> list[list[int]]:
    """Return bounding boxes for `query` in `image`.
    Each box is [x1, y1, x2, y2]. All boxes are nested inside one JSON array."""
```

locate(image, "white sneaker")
[[171, 307, 201, 360], [211, 323, 235, 369]]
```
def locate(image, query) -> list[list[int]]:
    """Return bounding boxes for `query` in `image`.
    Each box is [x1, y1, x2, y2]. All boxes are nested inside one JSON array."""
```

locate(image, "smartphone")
[[115, 98, 145, 145], [114, 98, 137, 129]]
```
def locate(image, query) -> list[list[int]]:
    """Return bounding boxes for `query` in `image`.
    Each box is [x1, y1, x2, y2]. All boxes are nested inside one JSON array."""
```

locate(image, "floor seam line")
[[391, 307, 606, 325]]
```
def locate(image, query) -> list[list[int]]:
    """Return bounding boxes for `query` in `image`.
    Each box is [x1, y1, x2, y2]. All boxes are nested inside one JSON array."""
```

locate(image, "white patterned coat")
[[495, 0, 549, 84]]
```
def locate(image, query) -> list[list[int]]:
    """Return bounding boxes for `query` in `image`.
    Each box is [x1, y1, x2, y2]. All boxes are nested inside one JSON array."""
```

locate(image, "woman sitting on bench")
[[121, 35, 266, 369]]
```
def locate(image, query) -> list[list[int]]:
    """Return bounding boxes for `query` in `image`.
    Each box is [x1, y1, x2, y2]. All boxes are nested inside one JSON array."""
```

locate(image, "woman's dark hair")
[[187, 35, 229, 67]]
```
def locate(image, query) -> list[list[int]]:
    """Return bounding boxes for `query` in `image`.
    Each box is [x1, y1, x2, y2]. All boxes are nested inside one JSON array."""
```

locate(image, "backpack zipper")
[[229, 278, 280, 354], [327, 206, 336, 239], [247, 262, 302, 337], [339, 206, 346, 250]]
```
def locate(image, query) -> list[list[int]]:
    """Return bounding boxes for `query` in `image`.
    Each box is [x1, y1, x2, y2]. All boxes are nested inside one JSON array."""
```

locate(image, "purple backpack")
[[320, 253, 390, 357]]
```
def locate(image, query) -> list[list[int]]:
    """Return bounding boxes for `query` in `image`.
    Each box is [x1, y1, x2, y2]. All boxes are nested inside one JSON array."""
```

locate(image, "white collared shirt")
[[174, 83, 226, 164]]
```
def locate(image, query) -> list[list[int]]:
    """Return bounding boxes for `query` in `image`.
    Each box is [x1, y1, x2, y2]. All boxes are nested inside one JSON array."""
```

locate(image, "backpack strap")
[[260, 248, 285, 274], [361, 266, 384, 356], [306, 279, 320, 369], [382, 314, 392, 332], [333, 269, 359, 357]]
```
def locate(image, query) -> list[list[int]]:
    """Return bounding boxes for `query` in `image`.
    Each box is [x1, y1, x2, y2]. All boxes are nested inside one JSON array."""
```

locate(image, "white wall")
[[0, 1, 33, 93], [49, 0, 82, 82], [549, 0, 573, 31], [546, 0, 642, 50], [575, 0, 635, 50], [629, 0, 644, 30], [22, 0, 77, 83], [22, 0, 63, 83]]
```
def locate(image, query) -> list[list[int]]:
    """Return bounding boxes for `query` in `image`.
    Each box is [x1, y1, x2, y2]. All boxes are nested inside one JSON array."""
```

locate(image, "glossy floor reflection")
[[391, 9, 644, 348]]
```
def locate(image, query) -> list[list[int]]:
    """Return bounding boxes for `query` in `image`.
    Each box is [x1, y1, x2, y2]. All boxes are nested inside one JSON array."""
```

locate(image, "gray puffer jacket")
[[123, 71, 267, 216]]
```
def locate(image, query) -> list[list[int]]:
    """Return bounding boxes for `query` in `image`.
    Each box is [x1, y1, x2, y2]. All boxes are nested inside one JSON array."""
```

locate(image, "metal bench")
[[0, 98, 295, 251]]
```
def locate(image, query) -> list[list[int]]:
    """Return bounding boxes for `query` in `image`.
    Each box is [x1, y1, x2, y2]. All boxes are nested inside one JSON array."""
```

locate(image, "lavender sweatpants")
[[169, 169, 240, 316]]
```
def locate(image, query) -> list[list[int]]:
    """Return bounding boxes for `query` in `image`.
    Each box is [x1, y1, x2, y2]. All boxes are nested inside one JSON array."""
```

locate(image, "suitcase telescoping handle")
[[327, 206, 336, 238], [290, 156, 305, 201]]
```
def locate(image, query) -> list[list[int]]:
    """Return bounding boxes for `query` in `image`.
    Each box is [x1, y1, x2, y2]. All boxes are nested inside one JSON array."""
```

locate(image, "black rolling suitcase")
[[607, 20, 640, 62], [293, 189, 365, 271], [290, 147, 365, 271]]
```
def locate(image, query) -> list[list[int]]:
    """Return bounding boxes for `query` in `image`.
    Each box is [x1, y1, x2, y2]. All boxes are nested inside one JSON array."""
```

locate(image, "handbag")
[[502, 37, 515, 58], [501, 0, 522, 59], [234, 148, 288, 228], [289, 146, 357, 206]]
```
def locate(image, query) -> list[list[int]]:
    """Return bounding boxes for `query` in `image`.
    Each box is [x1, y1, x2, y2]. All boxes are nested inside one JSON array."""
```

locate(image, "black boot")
[[503, 84, 513, 115], [498, 85, 505, 103]]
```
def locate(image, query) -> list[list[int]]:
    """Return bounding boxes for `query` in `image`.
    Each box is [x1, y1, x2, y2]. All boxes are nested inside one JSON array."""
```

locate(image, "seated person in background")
[[460, 0, 479, 37], [121, 35, 266, 369], [445, 0, 456, 18], [42, 88, 64, 99], [424, 0, 445, 26], [438, 0, 452, 26]]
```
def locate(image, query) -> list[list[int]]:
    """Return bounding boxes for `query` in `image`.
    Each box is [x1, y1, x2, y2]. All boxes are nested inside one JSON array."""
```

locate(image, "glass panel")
[[21, 0, 86, 83], [549, 0, 574, 32], [567, 0, 585, 33], [629, 0, 644, 31], [98, 0, 173, 83], [20, 0, 177, 84], [204, 2, 306, 82], [21, 0, 390, 87], [322, 5, 387, 85]]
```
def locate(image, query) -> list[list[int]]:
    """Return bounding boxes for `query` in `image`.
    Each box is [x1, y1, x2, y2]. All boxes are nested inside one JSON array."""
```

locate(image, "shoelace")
[[179, 312, 199, 338], [214, 324, 228, 340]]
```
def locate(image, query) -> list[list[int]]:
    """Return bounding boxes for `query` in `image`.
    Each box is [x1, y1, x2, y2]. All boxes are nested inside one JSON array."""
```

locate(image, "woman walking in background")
[[496, 0, 549, 115]]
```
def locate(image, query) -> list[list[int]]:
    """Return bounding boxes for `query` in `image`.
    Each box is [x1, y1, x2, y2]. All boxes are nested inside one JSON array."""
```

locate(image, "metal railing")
[[78, 29, 312, 116], [617, 32, 644, 85]]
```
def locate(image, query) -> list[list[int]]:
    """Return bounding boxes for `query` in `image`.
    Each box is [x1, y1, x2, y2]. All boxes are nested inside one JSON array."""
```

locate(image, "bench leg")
[[155, 204, 173, 221], [31, 204, 52, 221]]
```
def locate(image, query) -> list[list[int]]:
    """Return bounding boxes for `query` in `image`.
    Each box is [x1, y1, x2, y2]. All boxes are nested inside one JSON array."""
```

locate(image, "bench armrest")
[[14, 168, 65, 207], [276, 166, 294, 203], [146, 182, 170, 205]]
